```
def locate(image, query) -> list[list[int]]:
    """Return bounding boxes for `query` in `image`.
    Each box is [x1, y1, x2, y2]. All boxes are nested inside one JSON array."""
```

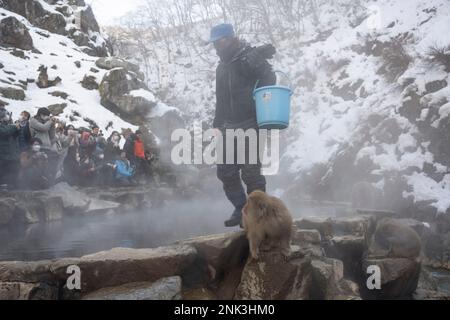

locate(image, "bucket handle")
[[254, 70, 294, 95]]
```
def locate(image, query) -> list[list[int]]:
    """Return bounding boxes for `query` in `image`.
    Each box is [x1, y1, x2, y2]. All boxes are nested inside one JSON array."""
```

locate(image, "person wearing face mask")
[[92, 146, 112, 186], [79, 128, 97, 159], [16, 111, 31, 152], [0, 106, 20, 189], [208, 24, 276, 227], [54, 123, 71, 182], [63, 125, 80, 186], [29, 108, 56, 151], [105, 131, 122, 162], [79, 154, 97, 187], [29, 107, 59, 185], [18, 138, 50, 190]]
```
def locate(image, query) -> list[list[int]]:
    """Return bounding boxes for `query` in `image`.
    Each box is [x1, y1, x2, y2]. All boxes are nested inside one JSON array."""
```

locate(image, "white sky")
[[85, 0, 144, 26]]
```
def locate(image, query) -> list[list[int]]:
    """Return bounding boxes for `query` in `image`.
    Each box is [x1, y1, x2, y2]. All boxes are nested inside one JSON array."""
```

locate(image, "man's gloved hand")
[[243, 44, 276, 73], [243, 44, 276, 71]]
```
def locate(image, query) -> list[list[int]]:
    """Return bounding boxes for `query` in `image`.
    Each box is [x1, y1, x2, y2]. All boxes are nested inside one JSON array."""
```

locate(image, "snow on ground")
[[0, 7, 137, 136]]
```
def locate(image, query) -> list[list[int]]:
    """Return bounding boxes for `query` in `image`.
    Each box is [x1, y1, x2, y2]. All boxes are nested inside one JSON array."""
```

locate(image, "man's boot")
[[224, 206, 243, 227]]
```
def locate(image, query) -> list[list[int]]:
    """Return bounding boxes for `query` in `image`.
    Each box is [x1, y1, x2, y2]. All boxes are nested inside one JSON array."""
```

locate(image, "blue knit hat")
[[208, 23, 235, 43]]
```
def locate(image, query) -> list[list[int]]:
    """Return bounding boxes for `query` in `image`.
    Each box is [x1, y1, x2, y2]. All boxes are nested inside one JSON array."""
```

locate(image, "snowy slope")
[[0, 2, 136, 135]]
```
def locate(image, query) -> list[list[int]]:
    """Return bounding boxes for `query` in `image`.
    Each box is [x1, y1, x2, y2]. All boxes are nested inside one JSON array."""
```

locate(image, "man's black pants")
[[216, 130, 266, 211]]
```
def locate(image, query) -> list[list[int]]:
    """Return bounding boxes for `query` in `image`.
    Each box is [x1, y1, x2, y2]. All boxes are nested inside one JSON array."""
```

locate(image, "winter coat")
[[79, 132, 97, 157], [134, 138, 145, 159], [0, 123, 19, 161], [115, 159, 134, 179], [29, 117, 55, 151], [123, 135, 137, 163], [104, 141, 121, 162], [17, 121, 31, 152], [213, 40, 276, 130]]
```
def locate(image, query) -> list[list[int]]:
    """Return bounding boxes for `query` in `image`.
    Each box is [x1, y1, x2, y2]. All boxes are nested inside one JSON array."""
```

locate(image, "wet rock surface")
[[82, 277, 182, 300], [0, 207, 448, 300]]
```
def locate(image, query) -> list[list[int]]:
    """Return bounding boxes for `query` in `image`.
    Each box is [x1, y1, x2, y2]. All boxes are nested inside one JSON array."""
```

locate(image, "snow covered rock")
[[2, 0, 67, 35], [47, 102, 67, 115], [95, 57, 144, 80], [0, 86, 26, 100], [0, 16, 34, 50], [80, 74, 98, 90], [99, 68, 156, 120]]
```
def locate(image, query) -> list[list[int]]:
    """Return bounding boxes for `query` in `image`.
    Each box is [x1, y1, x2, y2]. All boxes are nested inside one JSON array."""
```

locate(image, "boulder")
[[47, 103, 67, 116], [48, 91, 69, 100], [0, 16, 34, 50], [292, 229, 322, 244], [180, 232, 248, 285], [99, 68, 156, 119], [324, 235, 365, 279], [362, 258, 421, 299], [295, 217, 334, 239], [80, 75, 99, 90], [95, 57, 143, 79], [2, 0, 66, 35], [425, 80, 447, 94], [42, 182, 120, 215], [0, 99, 9, 107], [0, 198, 15, 225], [0, 282, 58, 300], [79, 6, 100, 33], [295, 216, 370, 240], [399, 91, 422, 122], [310, 257, 348, 299], [0, 86, 25, 100], [234, 251, 312, 300], [51, 245, 197, 294], [374, 118, 403, 144], [0, 260, 56, 284], [69, 30, 91, 47], [82, 277, 182, 300]]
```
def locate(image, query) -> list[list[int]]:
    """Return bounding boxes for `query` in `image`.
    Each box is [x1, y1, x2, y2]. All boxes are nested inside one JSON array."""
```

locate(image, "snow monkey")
[[371, 218, 422, 259], [242, 190, 293, 260]]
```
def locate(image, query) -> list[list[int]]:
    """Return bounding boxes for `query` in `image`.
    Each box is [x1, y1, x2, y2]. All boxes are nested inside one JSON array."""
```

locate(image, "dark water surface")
[[0, 196, 233, 261]]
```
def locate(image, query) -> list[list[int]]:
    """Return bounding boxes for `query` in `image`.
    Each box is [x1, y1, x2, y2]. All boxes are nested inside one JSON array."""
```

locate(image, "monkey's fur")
[[370, 218, 422, 259], [242, 191, 293, 260]]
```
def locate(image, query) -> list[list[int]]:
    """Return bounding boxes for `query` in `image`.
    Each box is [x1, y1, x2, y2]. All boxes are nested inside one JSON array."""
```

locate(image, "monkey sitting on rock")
[[242, 191, 293, 260], [369, 218, 422, 259]]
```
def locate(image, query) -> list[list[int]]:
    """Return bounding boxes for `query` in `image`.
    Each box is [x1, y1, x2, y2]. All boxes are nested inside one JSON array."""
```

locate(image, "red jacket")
[[134, 138, 145, 159]]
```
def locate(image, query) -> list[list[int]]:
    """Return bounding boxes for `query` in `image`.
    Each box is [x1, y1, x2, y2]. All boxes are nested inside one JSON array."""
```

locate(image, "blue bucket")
[[253, 71, 293, 130]]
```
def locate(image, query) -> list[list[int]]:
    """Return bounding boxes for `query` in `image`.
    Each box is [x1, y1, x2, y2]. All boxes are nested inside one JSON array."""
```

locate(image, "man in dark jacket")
[[0, 107, 19, 188], [209, 24, 276, 227], [16, 110, 31, 152], [123, 132, 137, 166]]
